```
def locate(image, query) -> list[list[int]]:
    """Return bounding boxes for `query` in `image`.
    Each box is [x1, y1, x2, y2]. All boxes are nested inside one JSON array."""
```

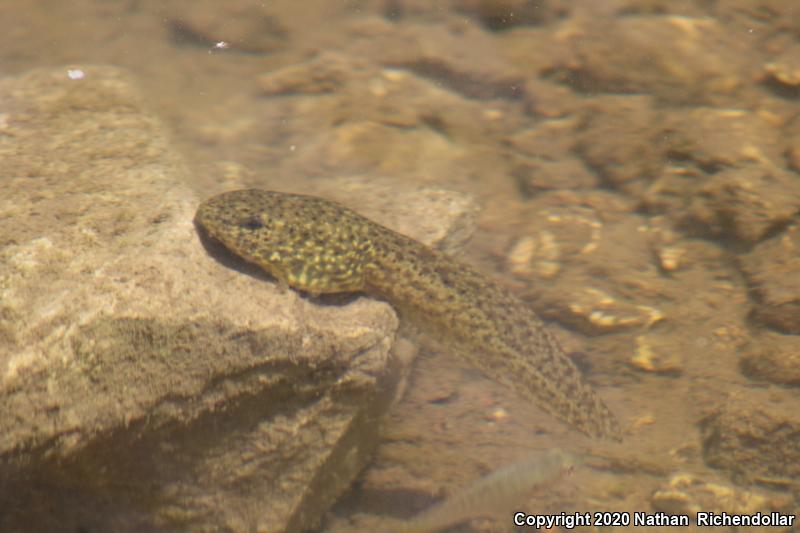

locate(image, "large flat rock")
[[0, 66, 474, 532]]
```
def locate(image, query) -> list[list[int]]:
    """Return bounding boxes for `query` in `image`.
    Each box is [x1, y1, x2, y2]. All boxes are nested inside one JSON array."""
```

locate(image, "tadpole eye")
[[239, 216, 265, 230]]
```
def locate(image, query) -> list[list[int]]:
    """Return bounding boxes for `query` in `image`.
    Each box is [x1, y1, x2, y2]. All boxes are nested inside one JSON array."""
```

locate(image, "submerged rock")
[[0, 65, 473, 532]]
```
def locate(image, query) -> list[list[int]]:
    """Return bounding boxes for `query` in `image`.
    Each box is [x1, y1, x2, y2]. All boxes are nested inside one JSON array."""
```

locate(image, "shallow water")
[[2, 1, 799, 531]]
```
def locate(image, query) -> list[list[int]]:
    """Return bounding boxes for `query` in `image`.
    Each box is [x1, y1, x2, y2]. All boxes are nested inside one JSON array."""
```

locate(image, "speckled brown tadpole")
[[195, 189, 621, 440]]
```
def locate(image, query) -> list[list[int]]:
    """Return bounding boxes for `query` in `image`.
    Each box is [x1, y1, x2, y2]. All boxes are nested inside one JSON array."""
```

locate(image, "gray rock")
[[344, 16, 526, 101], [740, 224, 800, 333], [0, 66, 474, 532], [687, 165, 800, 245], [257, 51, 357, 95], [575, 95, 664, 190], [550, 15, 746, 105], [643, 108, 800, 245], [701, 390, 800, 483], [740, 332, 800, 386]]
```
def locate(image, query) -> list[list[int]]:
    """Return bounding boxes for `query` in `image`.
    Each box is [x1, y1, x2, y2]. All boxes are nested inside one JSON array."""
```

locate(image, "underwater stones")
[[549, 15, 744, 104], [511, 156, 599, 196], [575, 95, 664, 190], [739, 333, 800, 386], [505, 205, 603, 280], [762, 43, 800, 91], [257, 51, 358, 95], [687, 165, 800, 245], [740, 224, 800, 334], [651, 472, 793, 519], [701, 391, 800, 483], [0, 64, 475, 533], [644, 108, 800, 245], [542, 286, 664, 336], [629, 333, 683, 376], [504, 117, 600, 195]]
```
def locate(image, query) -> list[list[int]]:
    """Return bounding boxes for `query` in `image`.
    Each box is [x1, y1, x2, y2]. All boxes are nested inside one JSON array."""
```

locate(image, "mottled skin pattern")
[[195, 189, 621, 440]]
